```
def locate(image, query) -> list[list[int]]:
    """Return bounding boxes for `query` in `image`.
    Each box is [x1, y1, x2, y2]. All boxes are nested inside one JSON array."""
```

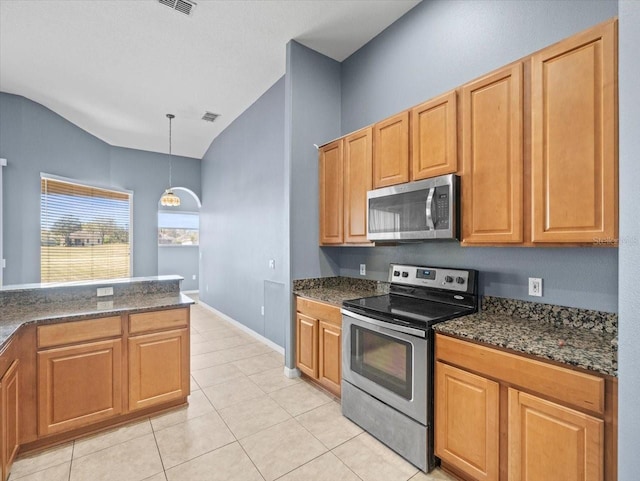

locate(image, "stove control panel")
[[389, 264, 472, 293]]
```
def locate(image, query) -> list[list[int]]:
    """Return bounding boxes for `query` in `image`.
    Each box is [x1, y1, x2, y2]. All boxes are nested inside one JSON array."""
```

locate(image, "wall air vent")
[[202, 112, 220, 123], [158, 0, 196, 16]]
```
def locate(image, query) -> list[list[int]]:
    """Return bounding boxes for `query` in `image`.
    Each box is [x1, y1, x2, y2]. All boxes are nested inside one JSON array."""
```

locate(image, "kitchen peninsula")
[[0, 276, 193, 480]]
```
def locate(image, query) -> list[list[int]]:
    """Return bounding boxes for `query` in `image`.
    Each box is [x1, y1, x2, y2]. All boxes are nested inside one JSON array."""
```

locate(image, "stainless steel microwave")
[[367, 174, 459, 241]]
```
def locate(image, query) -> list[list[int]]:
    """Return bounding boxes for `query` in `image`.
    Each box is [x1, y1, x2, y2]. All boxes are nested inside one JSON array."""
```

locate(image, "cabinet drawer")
[[37, 316, 122, 348], [296, 297, 341, 326], [436, 334, 605, 414], [129, 308, 189, 335]]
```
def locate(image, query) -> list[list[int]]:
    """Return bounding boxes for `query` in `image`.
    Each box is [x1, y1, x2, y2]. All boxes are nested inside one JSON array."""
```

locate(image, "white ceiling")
[[0, 0, 419, 159]]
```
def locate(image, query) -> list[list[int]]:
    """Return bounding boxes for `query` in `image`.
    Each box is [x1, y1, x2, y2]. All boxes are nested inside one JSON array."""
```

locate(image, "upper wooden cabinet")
[[411, 90, 458, 180], [319, 140, 344, 245], [373, 111, 410, 188], [319, 129, 373, 246], [461, 63, 524, 244], [344, 128, 373, 243], [531, 20, 617, 243]]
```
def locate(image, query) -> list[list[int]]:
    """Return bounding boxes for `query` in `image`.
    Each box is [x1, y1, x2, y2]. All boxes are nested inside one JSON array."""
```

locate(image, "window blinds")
[[41, 176, 132, 283]]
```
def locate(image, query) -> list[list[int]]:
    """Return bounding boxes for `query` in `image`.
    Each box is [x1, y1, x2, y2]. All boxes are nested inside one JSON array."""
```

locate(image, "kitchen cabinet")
[[319, 139, 344, 245], [509, 388, 603, 481], [461, 63, 524, 244], [435, 361, 499, 481], [531, 20, 617, 243], [411, 90, 458, 180], [296, 313, 318, 378], [344, 128, 373, 243], [435, 334, 616, 481], [319, 129, 373, 246], [128, 308, 190, 411], [373, 111, 410, 188], [295, 297, 342, 397], [36, 316, 123, 436], [1, 358, 19, 481]]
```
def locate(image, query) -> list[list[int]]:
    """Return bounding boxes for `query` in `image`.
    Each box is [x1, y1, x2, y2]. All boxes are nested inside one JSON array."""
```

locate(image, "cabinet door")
[[531, 21, 617, 243], [318, 321, 341, 397], [1, 360, 19, 481], [373, 111, 410, 188], [435, 362, 499, 481], [411, 90, 458, 180], [296, 313, 318, 378], [319, 140, 344, 245], [461, 63, 524, 244], [509, 388, 604, 481], [128, 329, 189, 411], [344, 128, 372, 244], [37, 339, 122, 435]]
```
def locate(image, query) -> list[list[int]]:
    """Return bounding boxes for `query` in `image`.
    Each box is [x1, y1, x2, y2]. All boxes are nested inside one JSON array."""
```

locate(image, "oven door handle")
[[341, 309, 426, 338]]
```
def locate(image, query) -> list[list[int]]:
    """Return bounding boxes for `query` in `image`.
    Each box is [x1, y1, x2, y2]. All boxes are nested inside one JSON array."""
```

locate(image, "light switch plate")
[[97, 286, 114, 297], [528, 278, 542, 297]]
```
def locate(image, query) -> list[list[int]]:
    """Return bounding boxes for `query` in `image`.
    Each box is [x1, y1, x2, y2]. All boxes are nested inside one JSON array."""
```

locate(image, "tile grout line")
[[149, 415, 170, 479], [67, 441, 75, 481]]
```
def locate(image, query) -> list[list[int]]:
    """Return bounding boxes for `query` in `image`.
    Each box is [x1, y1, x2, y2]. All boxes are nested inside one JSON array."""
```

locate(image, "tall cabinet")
[[461, 63, 524, 244], [531, 20, 617, 243]]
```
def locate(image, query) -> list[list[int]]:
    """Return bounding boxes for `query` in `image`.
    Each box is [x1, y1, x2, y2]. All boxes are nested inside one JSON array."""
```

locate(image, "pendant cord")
[[168, 114, 173, 189]]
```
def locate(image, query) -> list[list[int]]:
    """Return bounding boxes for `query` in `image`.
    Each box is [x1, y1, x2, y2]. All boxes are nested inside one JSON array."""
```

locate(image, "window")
[[41, 175, 132, 282], [158, 212, 199, 246]]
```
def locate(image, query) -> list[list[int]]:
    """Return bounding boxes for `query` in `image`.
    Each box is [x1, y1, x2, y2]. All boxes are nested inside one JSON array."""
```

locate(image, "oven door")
[[341, 309, 428, 425]]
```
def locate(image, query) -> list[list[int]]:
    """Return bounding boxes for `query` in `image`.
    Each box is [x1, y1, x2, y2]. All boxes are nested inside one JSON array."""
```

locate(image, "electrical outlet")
[[360, 264, 366, 276], [528, 278, 543, 297], [96, 287, 113, 297], [192, 274, 196, 280], [269, 259, 275, 269], [261, 306, 265, 316]]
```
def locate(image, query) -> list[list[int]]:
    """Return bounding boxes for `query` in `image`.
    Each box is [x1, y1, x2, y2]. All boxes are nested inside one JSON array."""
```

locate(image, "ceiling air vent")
[[158, 0, 196, 16], [202, 112, 220, 123]]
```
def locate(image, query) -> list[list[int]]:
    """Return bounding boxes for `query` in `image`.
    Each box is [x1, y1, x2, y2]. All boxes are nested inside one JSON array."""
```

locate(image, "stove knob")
[[456, 277, 465, 284], [401, 272, 409, 278], [393, 271, 400, 277], [444, 275, 453, 283]]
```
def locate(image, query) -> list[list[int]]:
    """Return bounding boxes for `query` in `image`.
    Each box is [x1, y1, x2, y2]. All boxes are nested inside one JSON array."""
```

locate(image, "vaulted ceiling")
[[0, 0, 419, 159]]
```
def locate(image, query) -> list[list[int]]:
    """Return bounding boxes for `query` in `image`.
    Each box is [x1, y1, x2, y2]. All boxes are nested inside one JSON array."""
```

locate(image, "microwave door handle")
[[426, 187, 435, 230]]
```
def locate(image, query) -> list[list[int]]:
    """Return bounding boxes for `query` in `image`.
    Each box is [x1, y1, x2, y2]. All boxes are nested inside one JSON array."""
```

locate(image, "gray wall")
[[617, 0, 640, 477], [285, 41, 342, 365], [0, 92, 201, 285], [336, 0, 619, 313], [200, 78, 286, 345]]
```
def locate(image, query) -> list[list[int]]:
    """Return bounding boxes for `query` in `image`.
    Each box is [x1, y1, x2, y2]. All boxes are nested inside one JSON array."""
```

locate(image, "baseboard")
[[197, 300, 285, 356], [284, 366, 301, 379]]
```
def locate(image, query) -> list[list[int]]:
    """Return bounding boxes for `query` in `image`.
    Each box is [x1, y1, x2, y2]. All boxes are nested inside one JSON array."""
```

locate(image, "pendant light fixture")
[[160, 113, 181, 207]]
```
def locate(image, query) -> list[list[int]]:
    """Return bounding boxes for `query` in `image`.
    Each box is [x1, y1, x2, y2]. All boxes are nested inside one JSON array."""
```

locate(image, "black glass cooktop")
[[343, 293, 474, 329]]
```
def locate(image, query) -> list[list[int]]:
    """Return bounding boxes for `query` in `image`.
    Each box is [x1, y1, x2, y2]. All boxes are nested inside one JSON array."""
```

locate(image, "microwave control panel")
[[433, 186, 450, 229]]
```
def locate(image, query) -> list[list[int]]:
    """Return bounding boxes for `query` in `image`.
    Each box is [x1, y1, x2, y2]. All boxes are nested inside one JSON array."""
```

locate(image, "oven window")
[[350, 325, 412, 400]]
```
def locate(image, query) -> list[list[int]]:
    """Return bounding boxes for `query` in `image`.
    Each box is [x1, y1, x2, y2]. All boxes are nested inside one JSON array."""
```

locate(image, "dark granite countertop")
[[293, 276, 388, 308], [294, 287, 381, 307], [434, 311, 617, 377], [0, 292, 194, 349]]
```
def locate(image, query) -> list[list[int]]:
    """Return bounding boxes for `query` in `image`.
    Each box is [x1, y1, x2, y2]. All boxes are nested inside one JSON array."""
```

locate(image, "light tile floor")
[[9, 298, 456, 481]]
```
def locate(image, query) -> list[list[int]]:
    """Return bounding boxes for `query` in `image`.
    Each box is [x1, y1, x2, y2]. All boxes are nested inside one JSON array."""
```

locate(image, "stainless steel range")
[[341, 263, 478, 472]]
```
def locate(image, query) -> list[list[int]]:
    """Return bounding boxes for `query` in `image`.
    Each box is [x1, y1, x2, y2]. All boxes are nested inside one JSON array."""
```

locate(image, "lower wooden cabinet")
[[318, 321, 342, 395], [296, 313, 318, 378], [435, 334, 615, 481], [435, 362, 499, 481], [509, 389, 604, 481], [37, 339, 122, 435], [295, 297, 342, 397], [1, 360, 19, 481], [128, 329, 189, 411]]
